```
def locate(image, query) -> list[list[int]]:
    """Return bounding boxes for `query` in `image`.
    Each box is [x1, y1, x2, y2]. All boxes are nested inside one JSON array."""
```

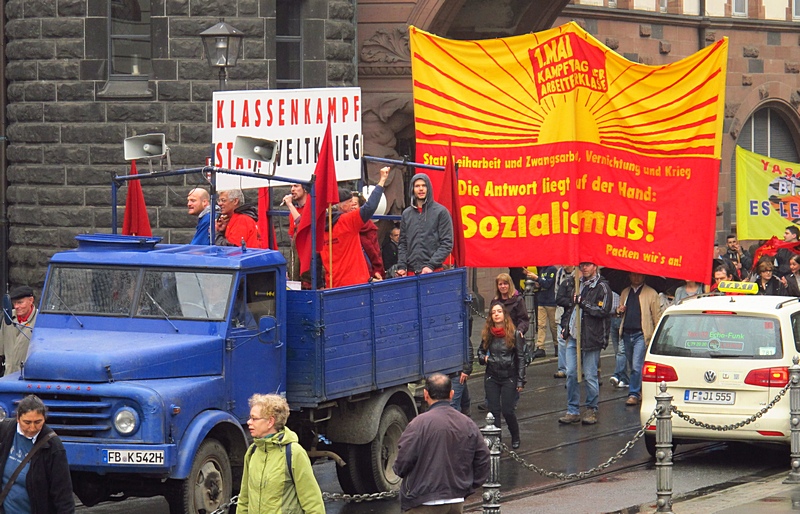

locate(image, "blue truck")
[[0, 233, 469, 512]]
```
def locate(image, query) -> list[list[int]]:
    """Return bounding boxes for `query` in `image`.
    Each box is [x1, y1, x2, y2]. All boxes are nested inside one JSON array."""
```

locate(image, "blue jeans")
[[557, 328, 567, 373], [623, 330, 646, 398], [565, 337, 601, 415], [451, 376, 471, 414], [610, 317, 628, 384]]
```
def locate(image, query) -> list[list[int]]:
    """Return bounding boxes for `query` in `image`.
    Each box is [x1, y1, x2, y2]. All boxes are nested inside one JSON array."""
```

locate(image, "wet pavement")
[[76, 335, 795, 513]]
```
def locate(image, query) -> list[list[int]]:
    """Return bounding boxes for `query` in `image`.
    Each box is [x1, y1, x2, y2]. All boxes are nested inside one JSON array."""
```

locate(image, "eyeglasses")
[[217, 198, 230, 204], [248, 416, 268, 422]]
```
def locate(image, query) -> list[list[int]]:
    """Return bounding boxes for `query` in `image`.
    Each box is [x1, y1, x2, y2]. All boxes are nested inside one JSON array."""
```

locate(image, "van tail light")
[[642, 361, 678, 382], [744, 367, 789, 388], [756, 430, 785, 437]]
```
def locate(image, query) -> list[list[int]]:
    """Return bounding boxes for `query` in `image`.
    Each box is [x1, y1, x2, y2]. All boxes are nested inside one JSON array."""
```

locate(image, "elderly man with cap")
[[0, 286, 38, 376], [321, 166, 390, 288]]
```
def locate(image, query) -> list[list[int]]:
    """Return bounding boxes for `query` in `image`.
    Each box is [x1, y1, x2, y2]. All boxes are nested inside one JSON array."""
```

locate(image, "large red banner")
[[411, 23, 728, 282]]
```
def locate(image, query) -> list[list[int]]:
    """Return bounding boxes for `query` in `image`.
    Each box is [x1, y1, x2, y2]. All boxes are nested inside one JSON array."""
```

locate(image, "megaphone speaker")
[[233, 136, 278, 164], [124, 133, 168, 161]]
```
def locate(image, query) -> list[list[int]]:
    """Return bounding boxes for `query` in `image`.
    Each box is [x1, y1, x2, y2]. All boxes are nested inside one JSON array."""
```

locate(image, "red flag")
[[751, 236, 800, 272], [296, 116, 339, 275], [437, 143, 465, 266], [122, 161, 152, 236], [257, 188, 278, 250]]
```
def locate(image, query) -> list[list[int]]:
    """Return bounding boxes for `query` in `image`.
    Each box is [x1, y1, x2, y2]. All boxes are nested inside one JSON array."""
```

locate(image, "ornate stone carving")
[[361, 28, 411, 64]]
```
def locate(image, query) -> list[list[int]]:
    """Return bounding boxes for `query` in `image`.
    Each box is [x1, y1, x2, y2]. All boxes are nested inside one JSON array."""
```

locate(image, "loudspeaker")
[[124, 134, 168, 161], [233, 136, 278, 164]]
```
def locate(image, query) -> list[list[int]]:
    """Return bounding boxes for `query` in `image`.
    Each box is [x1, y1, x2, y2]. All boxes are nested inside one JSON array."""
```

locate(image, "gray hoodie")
[[397, 173, 454, 273]]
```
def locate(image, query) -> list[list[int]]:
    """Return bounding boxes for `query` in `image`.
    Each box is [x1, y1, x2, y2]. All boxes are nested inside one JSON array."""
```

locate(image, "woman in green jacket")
[[238, 394, 324, 514]]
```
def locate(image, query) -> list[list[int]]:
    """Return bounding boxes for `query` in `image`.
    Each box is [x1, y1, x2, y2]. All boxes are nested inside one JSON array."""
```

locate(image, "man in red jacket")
[[320, 167, 389, 288], [215, 189, 261, 249]]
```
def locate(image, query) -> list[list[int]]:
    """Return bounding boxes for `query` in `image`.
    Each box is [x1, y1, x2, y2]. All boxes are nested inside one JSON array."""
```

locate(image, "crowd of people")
[[183, 167, 456, 291]]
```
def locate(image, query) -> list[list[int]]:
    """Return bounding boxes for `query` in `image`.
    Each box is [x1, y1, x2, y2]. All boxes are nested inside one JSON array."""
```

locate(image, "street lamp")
[[200, 20, 244, 90]]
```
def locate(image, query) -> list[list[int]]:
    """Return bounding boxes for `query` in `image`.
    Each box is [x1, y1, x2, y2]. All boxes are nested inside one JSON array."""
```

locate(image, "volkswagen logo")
[[704, 370, 717, 383]]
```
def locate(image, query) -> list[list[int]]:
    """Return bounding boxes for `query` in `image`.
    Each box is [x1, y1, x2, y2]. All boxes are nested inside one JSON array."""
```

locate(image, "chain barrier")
[[208, 489, 399, 513], [469, 302, 487, 320], [671, 380, 790, 431], [209, 495, 238, 514], [502, 408, 659, 480], [322, 491, 399, 502]]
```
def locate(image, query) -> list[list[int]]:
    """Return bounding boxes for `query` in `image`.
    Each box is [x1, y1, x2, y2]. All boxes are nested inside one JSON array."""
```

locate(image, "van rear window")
[[650, 314, 782, 359]]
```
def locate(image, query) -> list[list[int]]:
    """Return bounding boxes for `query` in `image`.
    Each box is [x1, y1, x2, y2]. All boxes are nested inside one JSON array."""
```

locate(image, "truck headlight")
[[114, 407, 138, 436]]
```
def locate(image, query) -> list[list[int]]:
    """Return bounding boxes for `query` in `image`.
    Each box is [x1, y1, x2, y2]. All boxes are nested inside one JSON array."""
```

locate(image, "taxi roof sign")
[[717, 281, 758, 295]]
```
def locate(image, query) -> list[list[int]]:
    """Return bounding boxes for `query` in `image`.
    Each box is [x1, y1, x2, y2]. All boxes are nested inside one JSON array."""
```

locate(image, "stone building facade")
[[2, 0, 357, 288]]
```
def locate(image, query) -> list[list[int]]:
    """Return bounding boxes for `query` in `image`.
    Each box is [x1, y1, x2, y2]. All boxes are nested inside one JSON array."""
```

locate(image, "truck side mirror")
[[258, 316, 278, 345], [2, 295, 12, 326]]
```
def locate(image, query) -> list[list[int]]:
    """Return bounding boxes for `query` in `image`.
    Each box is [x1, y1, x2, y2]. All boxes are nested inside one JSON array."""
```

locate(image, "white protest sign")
[[212, 87, 362, 190]]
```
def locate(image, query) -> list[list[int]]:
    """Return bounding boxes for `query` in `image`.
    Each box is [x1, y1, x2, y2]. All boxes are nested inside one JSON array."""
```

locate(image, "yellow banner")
[[410, 22, 728, 283], [735, 146, 800, 240]]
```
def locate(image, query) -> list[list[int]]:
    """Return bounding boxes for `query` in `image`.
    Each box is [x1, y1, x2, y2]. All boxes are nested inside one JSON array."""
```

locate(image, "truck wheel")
[[334, 443, 370, 494], [366, 405, 407, 492], [166, 439, 232, 514]]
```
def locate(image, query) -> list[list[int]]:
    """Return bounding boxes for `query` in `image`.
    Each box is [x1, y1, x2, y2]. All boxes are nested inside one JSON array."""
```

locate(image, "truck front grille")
[[18, 394, 112, 438]]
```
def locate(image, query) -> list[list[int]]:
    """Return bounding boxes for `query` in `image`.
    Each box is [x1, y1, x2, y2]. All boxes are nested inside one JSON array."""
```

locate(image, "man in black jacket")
[[393, 374, 490, 513], [558, 262, 612, 426]]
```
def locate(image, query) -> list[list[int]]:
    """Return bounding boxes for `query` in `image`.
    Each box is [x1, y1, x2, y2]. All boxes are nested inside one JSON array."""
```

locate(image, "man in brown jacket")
[[617, 273, 662, 406]]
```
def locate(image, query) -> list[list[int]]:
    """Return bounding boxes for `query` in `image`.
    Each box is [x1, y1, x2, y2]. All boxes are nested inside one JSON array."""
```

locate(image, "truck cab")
[[0, 234, 287, 511]]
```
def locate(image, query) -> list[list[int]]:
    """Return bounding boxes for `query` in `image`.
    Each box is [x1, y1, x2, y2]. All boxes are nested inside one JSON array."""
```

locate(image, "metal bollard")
[[481, 412, 502, 513], [784, 356, 800, 484], [524, 278, 536, 358], [654, 381, 674, 514]]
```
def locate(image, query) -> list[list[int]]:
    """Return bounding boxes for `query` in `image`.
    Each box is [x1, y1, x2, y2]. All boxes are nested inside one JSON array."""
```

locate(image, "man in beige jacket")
[[0, 286, 37, 376], [617, 273, 662, 406]]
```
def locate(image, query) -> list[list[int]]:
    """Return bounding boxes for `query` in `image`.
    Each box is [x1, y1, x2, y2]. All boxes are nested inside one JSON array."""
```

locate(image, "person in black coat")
[[478, 303, 525, 449], [0, 395, 74, 514], [754, 259, 787, 296], [782, 254, 800, 296]]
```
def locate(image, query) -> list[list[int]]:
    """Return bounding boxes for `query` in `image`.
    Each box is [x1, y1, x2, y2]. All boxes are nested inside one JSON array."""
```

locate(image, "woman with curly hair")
[[478, 303, 525, 449]]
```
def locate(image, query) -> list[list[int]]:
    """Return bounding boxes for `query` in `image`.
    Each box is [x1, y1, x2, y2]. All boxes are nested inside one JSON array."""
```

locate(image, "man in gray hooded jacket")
[[396, 173, 454, 276]]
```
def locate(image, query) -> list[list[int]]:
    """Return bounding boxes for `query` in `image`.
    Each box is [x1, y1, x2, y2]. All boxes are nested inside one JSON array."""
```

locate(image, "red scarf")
[[490, 326, 506, 338]]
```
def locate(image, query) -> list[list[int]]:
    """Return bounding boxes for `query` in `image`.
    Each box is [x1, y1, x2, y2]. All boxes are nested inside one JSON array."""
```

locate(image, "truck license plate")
[[103, 449, 165, 465], [684, 390, 735, 404]]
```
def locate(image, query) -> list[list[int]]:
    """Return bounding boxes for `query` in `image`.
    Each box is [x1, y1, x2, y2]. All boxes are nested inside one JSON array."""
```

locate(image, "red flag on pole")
[[122, 161, 152, 236], [257, 188, 277, 250], [296, 116, 339, 275], [438, 143, 465, 266]]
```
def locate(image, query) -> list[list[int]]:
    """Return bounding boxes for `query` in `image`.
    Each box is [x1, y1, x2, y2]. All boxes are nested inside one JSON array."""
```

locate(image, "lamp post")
[[200, 20, 244, 90]]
